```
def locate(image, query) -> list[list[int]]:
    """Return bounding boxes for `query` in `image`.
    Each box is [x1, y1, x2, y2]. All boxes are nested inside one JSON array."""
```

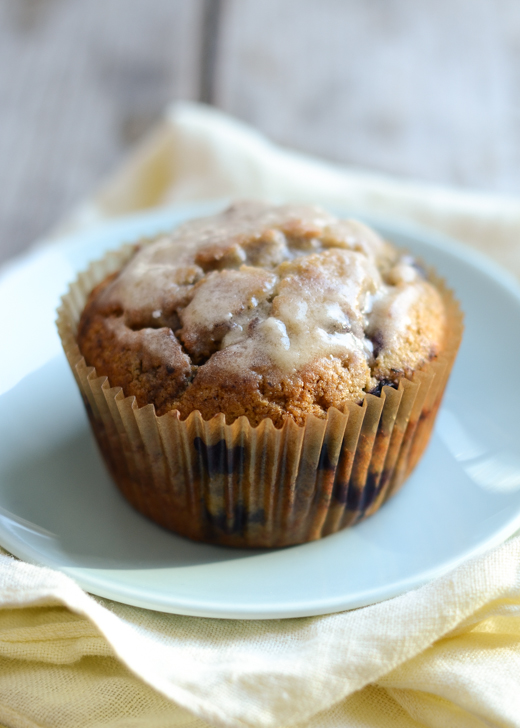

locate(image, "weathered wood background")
[[1, 0, 520, 264]]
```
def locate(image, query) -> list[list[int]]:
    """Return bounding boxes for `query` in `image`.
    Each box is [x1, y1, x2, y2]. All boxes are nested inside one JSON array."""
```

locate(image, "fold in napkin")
[[3, 102, 520, 728]]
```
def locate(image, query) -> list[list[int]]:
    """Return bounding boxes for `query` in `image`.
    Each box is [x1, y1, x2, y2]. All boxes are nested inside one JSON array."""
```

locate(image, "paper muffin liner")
[[57, 243, 463, 548]]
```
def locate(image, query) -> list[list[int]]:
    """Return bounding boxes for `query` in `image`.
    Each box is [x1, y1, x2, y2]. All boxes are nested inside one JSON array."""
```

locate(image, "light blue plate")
[[1, 201, 519, 618]]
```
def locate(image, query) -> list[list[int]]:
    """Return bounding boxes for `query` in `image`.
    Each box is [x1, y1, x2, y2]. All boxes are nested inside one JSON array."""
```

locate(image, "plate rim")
[[4, 200, 520, 306], [2, 202, 520, 618]]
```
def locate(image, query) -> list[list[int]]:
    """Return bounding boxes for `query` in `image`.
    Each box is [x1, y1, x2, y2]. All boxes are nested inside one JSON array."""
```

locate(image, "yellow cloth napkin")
[[2, 102, 520, 728]]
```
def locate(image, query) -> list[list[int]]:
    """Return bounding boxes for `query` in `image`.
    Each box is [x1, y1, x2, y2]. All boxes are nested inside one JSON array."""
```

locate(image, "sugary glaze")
[[78, 202, 446, 426]]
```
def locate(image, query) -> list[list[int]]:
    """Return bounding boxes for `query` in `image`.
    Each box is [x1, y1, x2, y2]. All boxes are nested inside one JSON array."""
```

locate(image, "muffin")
[[57, 202, 463, 547]]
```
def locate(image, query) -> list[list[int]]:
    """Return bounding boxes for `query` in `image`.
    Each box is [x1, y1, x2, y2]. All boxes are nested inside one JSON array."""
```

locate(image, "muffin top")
[[78, 201, 446, 426]]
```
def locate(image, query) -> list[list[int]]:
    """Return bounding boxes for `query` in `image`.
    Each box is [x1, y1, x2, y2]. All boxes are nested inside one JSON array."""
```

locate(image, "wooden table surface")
[[1, 0, 519, 265]]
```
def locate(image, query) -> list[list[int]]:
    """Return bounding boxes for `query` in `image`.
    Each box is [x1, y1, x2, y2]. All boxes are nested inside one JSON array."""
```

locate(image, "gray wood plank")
[[215, 0, 520, 194], [0, 0, 204, 264]]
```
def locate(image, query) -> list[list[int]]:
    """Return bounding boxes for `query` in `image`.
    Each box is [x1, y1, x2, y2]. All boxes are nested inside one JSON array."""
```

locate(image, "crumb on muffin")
[[77, 202, 446, 427]]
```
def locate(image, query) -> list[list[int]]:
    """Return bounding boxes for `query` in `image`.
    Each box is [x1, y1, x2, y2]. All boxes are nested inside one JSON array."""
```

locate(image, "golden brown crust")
[[78, 276, 192, 413], [76, 202, 447, 425], [171, 353, 372, 427]]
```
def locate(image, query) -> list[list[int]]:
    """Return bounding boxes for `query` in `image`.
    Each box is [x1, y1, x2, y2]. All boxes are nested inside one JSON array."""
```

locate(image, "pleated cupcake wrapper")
[[57, 244, 463, 548]]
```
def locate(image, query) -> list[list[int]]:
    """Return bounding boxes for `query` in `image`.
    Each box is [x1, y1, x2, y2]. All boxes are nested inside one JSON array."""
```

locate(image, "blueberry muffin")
[[77, 202, 446, 427], [59, 202, 462, 546]]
